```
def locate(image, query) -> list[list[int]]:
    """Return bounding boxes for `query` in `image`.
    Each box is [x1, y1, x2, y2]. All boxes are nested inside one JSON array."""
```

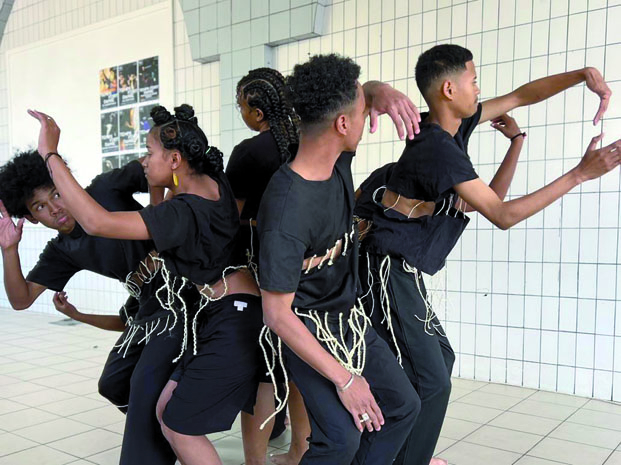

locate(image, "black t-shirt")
[[386, 104, 482, 202], [139, 171, 239, 287], [355, 105, 482, 275], [258, 152, 358, 314], [27, 161, 154, 291], [226, 131, 285, 267]]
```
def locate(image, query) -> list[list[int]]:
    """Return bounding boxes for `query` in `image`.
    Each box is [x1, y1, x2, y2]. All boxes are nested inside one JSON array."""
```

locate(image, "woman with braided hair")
[[29, 104, 265, 465], [226, 67, 311, 465]]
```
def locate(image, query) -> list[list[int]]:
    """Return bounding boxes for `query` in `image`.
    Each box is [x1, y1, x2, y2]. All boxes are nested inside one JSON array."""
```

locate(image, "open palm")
[[0, 200, 25, 250]]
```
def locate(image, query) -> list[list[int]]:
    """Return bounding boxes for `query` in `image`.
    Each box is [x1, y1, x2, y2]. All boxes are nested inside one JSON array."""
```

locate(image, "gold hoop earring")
[[172, 172, 179, 187]]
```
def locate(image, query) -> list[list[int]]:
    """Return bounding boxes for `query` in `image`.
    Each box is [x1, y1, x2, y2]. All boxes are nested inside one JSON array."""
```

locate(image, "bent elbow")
[[10, 298, 33, 311]]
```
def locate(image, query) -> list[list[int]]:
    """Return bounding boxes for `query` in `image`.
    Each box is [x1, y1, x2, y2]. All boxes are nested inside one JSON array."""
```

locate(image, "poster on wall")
[[102, 155, 120, 173], [139, 56, 159, 102], [119, 107, 139, 151], [139, 103, 157, 148], [100, 56, 158, 172], [99, 67, 118, 109], [101, 111, 119, 153], [118, 62, 138, 106]]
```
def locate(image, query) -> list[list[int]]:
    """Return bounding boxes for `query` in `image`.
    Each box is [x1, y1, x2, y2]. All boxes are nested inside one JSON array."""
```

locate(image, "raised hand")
[[584, 67, 612, 125], [27, 109, 60, 157], [336, 374, 384, 433], [0, 200, 25, 250], [575, 134, 621, 183], [366, 82, 421, 140], [491, 114, 523, 140]]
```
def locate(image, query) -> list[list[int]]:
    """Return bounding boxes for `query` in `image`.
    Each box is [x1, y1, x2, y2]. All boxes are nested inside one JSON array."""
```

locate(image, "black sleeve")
[[225, 143, 253, 200], [88, 160, 148, 199], [139, 199, 195, 253], [26, 241, 79, 292], [259, 230, 307, 293], [458, 103, 483, 143]]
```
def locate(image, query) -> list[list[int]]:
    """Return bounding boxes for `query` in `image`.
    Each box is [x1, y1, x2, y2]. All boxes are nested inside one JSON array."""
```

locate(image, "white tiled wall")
[[0, 0, 620, 402]]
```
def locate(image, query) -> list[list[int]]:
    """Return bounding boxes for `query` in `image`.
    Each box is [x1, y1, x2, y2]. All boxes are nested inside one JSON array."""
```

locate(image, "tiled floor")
[[1, 308, 621, 465]]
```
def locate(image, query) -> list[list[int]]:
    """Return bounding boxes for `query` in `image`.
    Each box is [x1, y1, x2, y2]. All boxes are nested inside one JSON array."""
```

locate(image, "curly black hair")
[[0, 150, 53, 218], [237, 68, 300, 163], [415, 44, 473, 96], [286, 54, 361, 130], [150, 104, 224, 176]]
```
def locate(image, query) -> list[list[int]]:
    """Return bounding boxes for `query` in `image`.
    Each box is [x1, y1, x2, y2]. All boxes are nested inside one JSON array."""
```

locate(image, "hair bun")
[[174, 104, 198, 125], [150, 106, 173, 125], [205, 146, 224, 173]]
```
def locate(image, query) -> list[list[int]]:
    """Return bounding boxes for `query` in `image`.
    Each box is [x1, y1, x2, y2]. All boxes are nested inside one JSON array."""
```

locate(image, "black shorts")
[[162, 294, 264, 435]]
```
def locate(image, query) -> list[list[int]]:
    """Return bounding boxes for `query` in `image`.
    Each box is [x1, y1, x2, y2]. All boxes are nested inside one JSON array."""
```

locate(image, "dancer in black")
[[356, 44, 617, 465], [0, 152, 179, 465], [227, 67, 310, 465], [258, 54, 420, 465], [29, 104, 263, 465]]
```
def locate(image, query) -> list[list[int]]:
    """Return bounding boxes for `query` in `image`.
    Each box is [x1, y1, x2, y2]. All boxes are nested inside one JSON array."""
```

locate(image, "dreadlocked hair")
[[150, 104, 224, 176], [236, 68, 300, 163], [0, 150, 54, 218]]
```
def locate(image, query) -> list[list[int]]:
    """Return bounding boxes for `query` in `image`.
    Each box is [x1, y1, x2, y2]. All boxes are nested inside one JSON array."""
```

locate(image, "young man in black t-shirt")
[[257, 54, 420, 465], [0, 152, 179, 465], [356, 44, 618, 465]]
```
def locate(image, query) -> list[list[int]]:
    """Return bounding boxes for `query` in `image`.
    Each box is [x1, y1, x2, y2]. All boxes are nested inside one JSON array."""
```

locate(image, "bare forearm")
[[2, 246, 34, 309], [68, 312, 126, 331], [514, 68, 586, 107], [489, 138, 523, 200], [265, 307, 351, 387]]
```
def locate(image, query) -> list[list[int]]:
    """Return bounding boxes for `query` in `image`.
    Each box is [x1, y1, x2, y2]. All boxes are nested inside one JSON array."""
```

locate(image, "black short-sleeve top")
[[258, 152, 358, 314], [139, 171, 239, 287], [355, 105, 482, 275], [386, 104, 482, 202], [26, 161, 155, 291]]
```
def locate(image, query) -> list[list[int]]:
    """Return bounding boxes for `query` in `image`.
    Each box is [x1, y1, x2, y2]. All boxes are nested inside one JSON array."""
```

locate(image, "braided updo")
[[236, 68, 300, 163], [150, 104, 224, 176]]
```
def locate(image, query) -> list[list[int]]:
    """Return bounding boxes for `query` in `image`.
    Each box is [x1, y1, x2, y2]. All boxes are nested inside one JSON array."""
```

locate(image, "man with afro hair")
[[257, 53, 420, 465], [0, 149, 181, 465]]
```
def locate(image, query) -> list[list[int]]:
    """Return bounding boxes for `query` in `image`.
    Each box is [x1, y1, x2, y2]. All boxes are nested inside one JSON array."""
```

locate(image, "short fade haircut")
[[286, 54, 361, 130], [0, 150, 54, 217], [415, 44, 474, 96]]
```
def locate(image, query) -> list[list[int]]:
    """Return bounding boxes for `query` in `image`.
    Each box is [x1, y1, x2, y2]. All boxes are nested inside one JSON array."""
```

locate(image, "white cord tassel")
[[258, 326, 290, 430], [378, 256, 403, 366], [402, 261, 446, 337]]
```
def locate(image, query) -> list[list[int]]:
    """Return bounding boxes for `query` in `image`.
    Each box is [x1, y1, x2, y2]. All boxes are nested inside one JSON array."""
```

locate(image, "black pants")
[[360, 253, 455, 465], [99, 317, 182, 465], [283, 320, 420, 465]]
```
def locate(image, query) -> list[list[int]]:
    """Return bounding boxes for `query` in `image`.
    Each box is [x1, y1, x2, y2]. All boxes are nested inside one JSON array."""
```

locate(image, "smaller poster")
[[99, 67, 118, 109], [119, 107, 139, 151], [139, 104, 157, 148], [139, 56, 159, 102], [118, 62, 138, 106], [101, 111, 119, 153], [102, 155, 120, 173], [120, 152, 140, 166]]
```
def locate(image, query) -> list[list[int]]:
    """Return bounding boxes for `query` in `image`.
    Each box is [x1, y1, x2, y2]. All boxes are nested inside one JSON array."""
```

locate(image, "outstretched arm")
[[480, 67, 611, 125], [363, 81, 421, 141], [0, 201, 47, 309], [262, 290, 384, 433], [462, 114, 525, 212], [455, 135, 620, 229], [28, 110, 150, 241], [53, 291, 125, 331]]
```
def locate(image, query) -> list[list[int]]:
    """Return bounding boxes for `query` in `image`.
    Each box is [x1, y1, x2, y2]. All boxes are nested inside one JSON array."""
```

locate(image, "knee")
[[325, 428, 360, 462], [430, 372, 452, 403], [98, 374, 125, 407]]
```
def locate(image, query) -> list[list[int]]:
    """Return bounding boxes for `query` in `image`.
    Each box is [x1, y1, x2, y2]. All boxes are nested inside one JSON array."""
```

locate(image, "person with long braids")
[[28, 104, 264, 465], [226, 67, 311, 465]]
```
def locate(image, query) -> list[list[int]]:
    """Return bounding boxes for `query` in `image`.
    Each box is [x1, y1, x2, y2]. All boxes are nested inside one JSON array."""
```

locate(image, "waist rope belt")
[[401, 260, 446, 338], [257, 299, 370, 430]]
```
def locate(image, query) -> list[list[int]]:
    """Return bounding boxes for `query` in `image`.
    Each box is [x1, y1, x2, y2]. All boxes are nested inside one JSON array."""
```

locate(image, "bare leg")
[[156, 380, 222, 465], [242, 382, 276, 465], [270, 382, 310, 465], [430, 458, 448, 465]]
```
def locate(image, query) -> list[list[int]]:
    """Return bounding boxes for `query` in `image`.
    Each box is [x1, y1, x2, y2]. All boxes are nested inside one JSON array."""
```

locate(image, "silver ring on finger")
[[359, 412, 370, 423]]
